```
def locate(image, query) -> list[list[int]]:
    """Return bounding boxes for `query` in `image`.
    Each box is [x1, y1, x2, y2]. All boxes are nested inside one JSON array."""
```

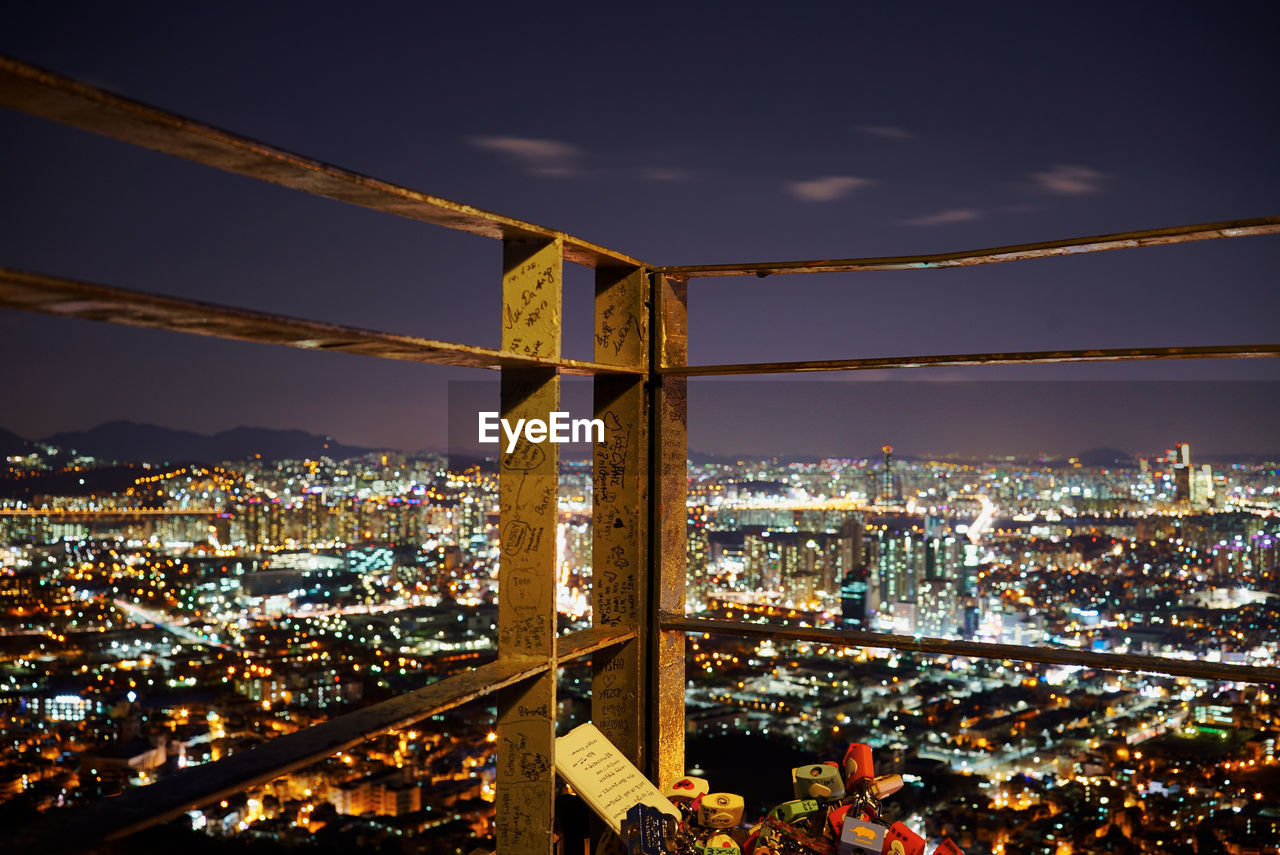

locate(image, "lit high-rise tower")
[[1173, 441, 1196, 503], [838, 515, 868, 628], [877, 444, 898, 506]]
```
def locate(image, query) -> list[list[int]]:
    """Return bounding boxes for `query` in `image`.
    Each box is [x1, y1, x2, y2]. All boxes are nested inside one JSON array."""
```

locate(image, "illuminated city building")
[[876, 445, 901, 506]]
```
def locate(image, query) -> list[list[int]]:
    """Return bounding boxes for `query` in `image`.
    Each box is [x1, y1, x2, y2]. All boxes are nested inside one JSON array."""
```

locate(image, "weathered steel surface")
[[557, 625, 639, 663], [502, 239, 563, 362], [0, 508, 218, 517], [497, 239, 562, 855], [651, 274, 688, 788], [661, 616, 1280, 685], [661, 217, 1280, 278], [0, 55, 647, 271], [665, 343, 1280, 376], [0, 266, 642, 376], [592, 266, 650, 768], [11, 657, 549, 853]]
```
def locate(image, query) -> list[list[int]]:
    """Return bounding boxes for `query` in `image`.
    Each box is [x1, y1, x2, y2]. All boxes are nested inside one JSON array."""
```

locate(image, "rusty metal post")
[[591, 266, 650, 768], [649, 273, 688, 787], [496, 238, 562, 855]]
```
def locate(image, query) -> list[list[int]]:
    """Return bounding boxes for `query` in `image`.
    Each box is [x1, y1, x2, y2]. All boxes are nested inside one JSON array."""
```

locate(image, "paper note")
[[554, 722, 680, 834]]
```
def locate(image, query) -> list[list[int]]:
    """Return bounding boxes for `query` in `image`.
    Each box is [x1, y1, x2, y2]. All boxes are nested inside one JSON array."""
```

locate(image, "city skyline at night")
[[2, 437, 1278, 853]]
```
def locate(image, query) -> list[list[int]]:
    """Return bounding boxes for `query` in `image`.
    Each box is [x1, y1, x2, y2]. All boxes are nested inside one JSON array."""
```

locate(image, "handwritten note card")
[[555, 722, 680, 834]]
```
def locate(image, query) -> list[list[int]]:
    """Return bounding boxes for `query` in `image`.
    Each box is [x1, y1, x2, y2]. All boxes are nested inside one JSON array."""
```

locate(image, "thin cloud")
[[469, 136, 581, 177], [902, 208, 981, 226], [785, 175, 873, 202], [859, 125, 916, 140], [636, 166, 692, 182], [1030, 164, 1106, 196]]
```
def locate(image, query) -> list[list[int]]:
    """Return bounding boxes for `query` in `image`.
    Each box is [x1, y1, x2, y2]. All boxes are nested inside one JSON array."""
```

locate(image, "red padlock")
[[934, 838, 964, 855], [663, 775, 709, 806], [882, 821, 925, 855], [842, 743, 874, 786], [827, 803, 852, 838]]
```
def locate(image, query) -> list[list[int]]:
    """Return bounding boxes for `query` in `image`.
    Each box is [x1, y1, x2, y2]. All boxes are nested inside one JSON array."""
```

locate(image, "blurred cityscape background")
[[1, 418, 1276, 854]]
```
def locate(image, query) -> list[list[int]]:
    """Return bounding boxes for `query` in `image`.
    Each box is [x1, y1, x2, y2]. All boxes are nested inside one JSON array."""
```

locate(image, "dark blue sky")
[[2, 3, 1277, 456]]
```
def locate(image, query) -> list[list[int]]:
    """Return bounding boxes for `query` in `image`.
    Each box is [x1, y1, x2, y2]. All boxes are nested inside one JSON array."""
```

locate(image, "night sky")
[[2, 3, 1277, 457]]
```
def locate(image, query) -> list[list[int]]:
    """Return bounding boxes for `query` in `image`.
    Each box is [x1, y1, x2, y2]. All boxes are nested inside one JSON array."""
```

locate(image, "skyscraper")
[[838, 515, 869, 628], [877, 445, 900, 506], [1172, 441, 1211, 505], [918, 516, 962, 636]]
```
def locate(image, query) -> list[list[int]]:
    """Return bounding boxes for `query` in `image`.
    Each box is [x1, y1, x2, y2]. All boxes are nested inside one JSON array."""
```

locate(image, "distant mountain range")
[[0, 428, 35, 458], [8, 421, 376, 464]]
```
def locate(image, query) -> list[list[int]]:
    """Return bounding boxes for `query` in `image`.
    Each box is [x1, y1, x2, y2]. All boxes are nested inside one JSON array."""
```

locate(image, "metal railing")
[[2, 53, 1278, 854]]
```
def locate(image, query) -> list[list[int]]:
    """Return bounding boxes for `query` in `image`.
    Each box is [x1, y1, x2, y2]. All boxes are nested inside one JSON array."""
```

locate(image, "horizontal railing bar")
[[12, 657, 549, 853], [0, 55, 646, 271], [660, 217, 1280, 278], [10, 628, 638, 852], [661, 343, 1280, 376], [0, 267, 644, 376], [662, 615, 1280, 685], [557, 625, 639, 663]]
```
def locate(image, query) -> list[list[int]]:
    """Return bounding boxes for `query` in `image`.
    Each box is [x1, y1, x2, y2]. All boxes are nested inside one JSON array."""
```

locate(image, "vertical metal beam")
[[650, 273, 688, 787], [591, 266, 650, 770], [496, 238, 562, 855]]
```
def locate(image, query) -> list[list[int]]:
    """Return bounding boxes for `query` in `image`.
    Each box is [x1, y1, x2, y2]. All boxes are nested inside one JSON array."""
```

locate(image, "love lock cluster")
[[620, 743, 963, 855]]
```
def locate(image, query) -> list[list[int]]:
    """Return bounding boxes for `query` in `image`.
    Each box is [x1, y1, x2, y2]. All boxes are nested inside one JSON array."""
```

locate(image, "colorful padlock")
[[698, 831, 742, 854], [792, 762, 846, 800], [837, 815, 887, 855], [664, 775, 710, 805], [767, 798, 821, 824], [933, 839, 963, 855], [698, 792, 745, 829], [842, 743, 875, 787], [827, 803, 853, 838], [883, 821, 926, 855]]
